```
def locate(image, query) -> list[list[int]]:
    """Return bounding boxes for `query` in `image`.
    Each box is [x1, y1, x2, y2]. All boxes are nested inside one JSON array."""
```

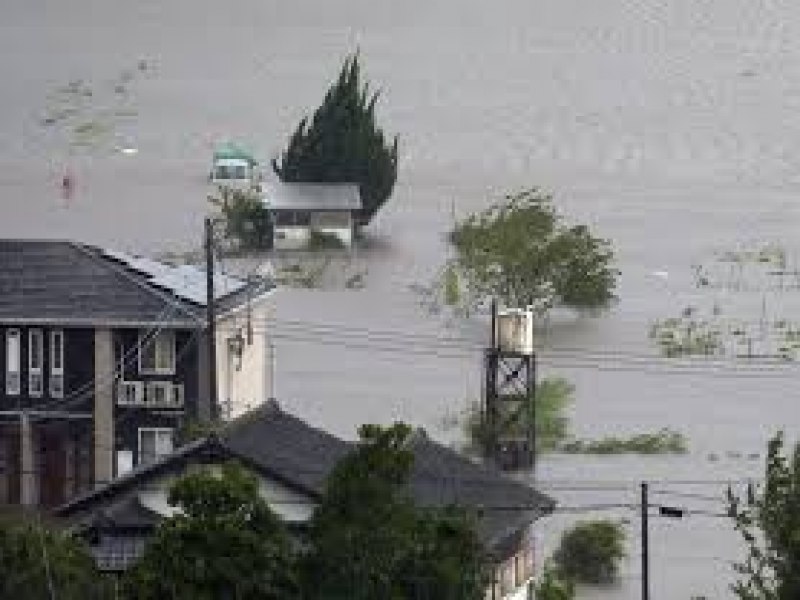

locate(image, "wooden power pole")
[[205, 217, 218, 421], [641, 481, 650, 600]]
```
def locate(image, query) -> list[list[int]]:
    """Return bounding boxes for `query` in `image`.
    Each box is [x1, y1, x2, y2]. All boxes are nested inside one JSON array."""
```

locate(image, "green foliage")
[[208, 186, 272, 251], [727, 432, 800, 599], [443, 263, 461, 306], [0, 517, 110, 600], [650, 317, 723, 358], [534, 562, 576, 600], [272, 53, 398, 225], [560, 428, 688, 455], [175, 417, 219, 445], [450, 188, 618, 313], [553, 520, 626, 584], [303, 423, 489, 600], [307, 229, 346, 250], [125, 462, 297, 600], [463, 377, 574, 455]]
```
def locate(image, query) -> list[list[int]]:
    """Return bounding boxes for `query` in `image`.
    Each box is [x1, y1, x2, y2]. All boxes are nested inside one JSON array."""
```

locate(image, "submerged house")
[[55, 401, 555, 599], [0, 240, 275, 508], [209, 142, 260, 189], [261, 182, 362, 250]]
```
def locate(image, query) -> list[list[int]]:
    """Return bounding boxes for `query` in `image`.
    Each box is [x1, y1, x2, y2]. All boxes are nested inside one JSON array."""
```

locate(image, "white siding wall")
[[215, 291, 276, 421], [310, 211, 353, 247], [273, 226, 310, 250], [136, 466, 316, 524], [273, 212, 354, 250]]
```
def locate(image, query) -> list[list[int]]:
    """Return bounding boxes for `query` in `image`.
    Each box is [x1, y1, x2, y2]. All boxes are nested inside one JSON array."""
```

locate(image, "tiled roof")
[[261, 182, 362, 211], [56, 401, 554, 554], [0, 240, 273, 327]]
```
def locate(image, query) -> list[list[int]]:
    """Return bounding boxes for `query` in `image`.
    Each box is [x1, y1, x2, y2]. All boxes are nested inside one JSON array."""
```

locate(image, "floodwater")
[[3, 0, 800, 596]]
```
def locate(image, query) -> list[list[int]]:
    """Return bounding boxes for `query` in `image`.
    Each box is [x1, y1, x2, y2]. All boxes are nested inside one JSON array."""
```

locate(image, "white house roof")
[[261, 182, 362, 212]]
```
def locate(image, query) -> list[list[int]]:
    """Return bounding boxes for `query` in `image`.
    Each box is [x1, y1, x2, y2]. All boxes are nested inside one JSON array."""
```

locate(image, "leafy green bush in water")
[[443, 263, 460, 306], [560, 428, 688, 454], [554, 520, 626, 585], [307, 229, 346, 250], [533, 562, 575, 600], [463, 377, 574, 455], [208, 186, 272, 251]]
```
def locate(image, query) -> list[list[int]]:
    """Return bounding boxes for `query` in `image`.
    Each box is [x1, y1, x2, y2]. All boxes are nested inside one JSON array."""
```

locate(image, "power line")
[[211, 315, 800, 374], [224, 326, 800, 379]]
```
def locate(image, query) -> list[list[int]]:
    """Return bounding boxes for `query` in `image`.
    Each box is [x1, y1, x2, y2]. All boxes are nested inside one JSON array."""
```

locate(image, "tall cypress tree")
[[272, 53, 398, 225]]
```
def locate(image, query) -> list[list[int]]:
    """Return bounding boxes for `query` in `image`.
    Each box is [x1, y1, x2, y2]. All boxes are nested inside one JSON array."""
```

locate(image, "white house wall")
[[273, 212, 354, 250], [215, 290, 276, 420], [273, 226, 310, 250], [134, 464, 316, 524]]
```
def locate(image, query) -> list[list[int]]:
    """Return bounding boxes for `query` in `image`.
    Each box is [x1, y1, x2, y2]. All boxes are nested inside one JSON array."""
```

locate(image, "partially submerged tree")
[[553, 520, 626, 584], [0, 514, 109, 600], [463, 376, 575, 455], [534, 562, 576, 600], [272, 53, 399, 225], [208, 186, 272, 252], [450, 188, 618, 314], [727, 432, 800, 599], [125, 462, 297, 599], [302, 423, 489, 599]]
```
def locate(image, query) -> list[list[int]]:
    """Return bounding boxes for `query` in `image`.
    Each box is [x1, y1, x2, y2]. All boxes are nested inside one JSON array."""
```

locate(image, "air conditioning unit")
[[118, 381, 144, 405], [144, 381, 184, 408]]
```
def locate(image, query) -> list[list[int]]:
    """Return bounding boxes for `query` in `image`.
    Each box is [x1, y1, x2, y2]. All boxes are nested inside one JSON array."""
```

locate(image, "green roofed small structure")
[[210, 142, 260, 188]]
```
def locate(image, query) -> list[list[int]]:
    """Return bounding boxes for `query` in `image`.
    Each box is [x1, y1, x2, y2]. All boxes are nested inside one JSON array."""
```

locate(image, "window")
[[28, 329, 43, 397], [49, 329, 64, 398], [275, 210, 310, 227], [138, 428, 173, 465], [5, 329, 20, 395], [116, 449, 133, 476], [139, 331, 176, 374]]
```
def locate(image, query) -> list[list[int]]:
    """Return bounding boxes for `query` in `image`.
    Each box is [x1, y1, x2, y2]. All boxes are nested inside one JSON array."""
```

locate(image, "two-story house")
[[0, 240, 274, 508]]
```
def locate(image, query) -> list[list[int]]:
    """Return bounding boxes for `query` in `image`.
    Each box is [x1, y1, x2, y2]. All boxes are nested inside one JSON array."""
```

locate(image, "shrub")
[[554, 520, 626, 584], [534, 562, 575, 600], [208, 186, 272, 251], [308, 229, 346, 250]]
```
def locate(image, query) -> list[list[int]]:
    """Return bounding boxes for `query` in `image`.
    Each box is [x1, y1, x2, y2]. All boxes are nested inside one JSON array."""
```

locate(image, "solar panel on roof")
[[99, 248, 246, 306]]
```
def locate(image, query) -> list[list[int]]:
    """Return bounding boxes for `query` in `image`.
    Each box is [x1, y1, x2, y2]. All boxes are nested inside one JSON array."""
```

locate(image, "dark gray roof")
[[56, 401, 554, 555], [0, 240, 273, 327], [83, 496, 161, 532], [262, 182, 362, 211]]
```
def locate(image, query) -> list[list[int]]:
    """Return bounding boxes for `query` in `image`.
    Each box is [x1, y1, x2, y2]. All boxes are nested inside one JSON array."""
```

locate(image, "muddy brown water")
[[4, 0, 800, 596]]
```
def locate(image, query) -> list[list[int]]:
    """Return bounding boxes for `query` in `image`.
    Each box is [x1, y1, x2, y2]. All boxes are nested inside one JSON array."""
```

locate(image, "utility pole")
[[641, 481, 650, 600], [205, 217, 218, 421]]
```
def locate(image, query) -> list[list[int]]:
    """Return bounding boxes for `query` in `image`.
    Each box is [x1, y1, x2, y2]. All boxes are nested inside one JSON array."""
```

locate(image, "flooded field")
[[4, 0, 800, 596]]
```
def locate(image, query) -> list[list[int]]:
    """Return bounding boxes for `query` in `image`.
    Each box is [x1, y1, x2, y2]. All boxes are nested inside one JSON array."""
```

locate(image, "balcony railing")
[[117, 380, 184, 408]]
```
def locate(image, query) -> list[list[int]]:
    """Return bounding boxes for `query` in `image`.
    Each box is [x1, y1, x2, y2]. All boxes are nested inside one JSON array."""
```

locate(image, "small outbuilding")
[[261, 182, 362, 250], [209, 142, 259, 189]]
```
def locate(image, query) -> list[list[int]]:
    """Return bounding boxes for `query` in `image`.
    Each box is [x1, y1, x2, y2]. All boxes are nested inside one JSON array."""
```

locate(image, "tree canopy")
[[728, 432, 800, 599], [553, 519, 626, 584], [302, 423, 489, 600], [450, 188, 618, 314], [0, 513, 109, 600], [125, 462, 297, 600], [272, 53, 398, 225], [533, 562, 576, 600]]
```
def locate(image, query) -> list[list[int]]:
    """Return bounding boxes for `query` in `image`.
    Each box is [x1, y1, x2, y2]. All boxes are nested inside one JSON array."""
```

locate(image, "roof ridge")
[[70, 243, 204, 326]]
